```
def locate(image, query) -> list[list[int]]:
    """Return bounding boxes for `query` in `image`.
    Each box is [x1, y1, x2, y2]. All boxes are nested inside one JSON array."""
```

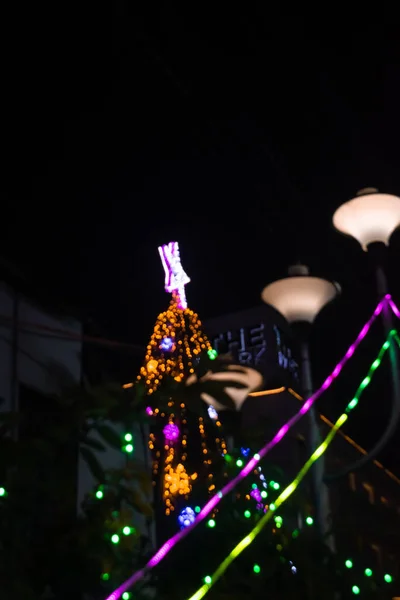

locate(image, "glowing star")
[[158, 241, 190, 309]]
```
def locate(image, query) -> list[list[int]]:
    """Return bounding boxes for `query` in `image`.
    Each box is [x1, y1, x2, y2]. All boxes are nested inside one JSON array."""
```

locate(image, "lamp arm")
[[325, 295, 400, 482]]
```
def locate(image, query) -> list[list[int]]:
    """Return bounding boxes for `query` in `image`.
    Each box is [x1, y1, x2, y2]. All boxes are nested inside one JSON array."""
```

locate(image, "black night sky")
[[2, 7, 400, 470]]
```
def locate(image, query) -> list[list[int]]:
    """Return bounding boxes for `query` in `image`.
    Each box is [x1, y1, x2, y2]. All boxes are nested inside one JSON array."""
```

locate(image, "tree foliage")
[[0, 379, 153, 600]]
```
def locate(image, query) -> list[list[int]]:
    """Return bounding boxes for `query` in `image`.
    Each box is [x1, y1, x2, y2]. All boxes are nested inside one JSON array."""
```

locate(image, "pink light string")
[[387, 294, 400, 319], [105, 297, 392, 600]]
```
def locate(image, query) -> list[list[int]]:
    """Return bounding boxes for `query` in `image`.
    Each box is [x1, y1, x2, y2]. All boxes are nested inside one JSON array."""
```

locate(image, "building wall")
[[324, 423, 400, 577], [0, 282, 82, 411], [0, 281, 154, 543], [204, 304, 299, 389]]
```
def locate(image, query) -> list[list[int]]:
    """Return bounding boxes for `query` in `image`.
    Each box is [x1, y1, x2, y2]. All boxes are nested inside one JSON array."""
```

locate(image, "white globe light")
[[332, 189, 400, 251], [261, 265, 340, 324]]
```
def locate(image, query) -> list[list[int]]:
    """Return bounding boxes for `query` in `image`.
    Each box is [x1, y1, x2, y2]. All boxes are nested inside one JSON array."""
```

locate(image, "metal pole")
[[10, 290, 19, 441], [300, 341, 334, 550], [325, 261, 400, 479]]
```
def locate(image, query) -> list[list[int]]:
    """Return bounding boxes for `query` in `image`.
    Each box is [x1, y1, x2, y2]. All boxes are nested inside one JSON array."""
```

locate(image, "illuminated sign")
[[212, 323, 298, 379]]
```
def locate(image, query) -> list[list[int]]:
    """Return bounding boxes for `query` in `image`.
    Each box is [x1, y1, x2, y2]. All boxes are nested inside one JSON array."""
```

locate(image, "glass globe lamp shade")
[[332, 190, 400, 251], [261, 267, 340, 324]]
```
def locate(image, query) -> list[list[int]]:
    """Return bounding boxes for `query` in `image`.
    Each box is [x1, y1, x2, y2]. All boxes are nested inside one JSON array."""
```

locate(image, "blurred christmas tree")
[[126, 241, 398, 600]]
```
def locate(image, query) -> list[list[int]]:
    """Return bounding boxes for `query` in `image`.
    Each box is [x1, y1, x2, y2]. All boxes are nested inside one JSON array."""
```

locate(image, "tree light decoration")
[[178, 506, 196, 528], [160, 336, 174, 351], [207, 406, 218, 420], [163, 423, 180, 443], [137, 302, 212, 394], [137, 242, 223, 520], [207, 348, 218, 360], [184, 332, 399, 600], [159, 241, 190, 309], [164, 463, 193, 499], [105, 299, 398, 600], [137, 241, 213, 394]]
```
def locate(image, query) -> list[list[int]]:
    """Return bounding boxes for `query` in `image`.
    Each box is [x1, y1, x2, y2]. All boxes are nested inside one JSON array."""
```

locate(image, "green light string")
[[186, 331, 397, 600]]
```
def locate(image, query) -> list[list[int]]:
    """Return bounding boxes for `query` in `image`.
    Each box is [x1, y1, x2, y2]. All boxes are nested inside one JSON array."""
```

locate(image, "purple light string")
[[105, 297, 386, 600], [388, 294, 400, 319]]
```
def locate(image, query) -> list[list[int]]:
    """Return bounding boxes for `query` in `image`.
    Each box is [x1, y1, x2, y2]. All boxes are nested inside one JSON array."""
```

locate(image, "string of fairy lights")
[[105, 294, 400, 600], [2, 241, 399, 600], [135, 292, 230, 519], [186, 329, 400, 600]]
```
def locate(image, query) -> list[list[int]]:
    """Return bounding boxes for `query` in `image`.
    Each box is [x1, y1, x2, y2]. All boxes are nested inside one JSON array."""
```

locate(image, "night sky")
[[3, 7, 400, 469]]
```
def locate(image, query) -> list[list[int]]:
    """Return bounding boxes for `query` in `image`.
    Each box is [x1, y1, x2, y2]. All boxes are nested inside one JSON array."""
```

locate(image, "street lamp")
[[328, 188, 400, 478], [261, 264, 340, 545]]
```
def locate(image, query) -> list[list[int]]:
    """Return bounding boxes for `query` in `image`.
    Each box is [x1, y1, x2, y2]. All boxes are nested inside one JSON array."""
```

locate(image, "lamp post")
[[328, 188, 400, 478], [261, 265, 340, 546]]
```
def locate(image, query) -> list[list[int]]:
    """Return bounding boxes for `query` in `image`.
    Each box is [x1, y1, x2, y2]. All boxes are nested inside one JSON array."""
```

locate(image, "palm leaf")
[[80, 446, 106, 483], [93, 424, 122, 450], [80, 435, 106, 452]]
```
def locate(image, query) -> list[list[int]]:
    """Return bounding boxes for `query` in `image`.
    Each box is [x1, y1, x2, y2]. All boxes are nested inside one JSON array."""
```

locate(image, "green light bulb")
[[122, 593, 131, 599], [364, 568, 373, 577], [360, 376, 370, 388], [207, 519, 216, 528], [244, 510, 251, 518], [236, 459, 243, 467], [123, 526, 132, 535], [195, 505, 201, 513], [0, 487, 6, 497], [261, 490, 268, 498], [347, 398, 358, 410], [124, 433, 133, 442], [253, 564, 261, 574], [345, 560, 353, 569], [204, 575, 212, 584], [111, 534, 120, 544], [101, 573, 110, 581], [95, 490, 104, 499], [384, 573, 392, 583], [352, 585, 360, 595], [305, 516, 313, 525], [124, 444, 134, 453]]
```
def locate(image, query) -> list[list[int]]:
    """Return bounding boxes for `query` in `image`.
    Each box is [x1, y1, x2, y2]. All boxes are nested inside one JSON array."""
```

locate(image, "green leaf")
[[81, 435, 106, 452], [80, 446, 106, 483], [94, 424, 122, 450]]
